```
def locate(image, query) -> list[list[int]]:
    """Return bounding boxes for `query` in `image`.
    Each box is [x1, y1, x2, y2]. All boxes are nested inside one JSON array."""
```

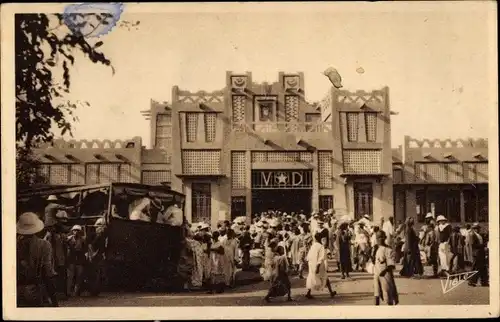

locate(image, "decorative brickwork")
[[156, 113, 172, 149], [204, 113, 217, 142], [49, 165, 69, 185], [182, 150, 221, 175], [186, 113, 198, 142], [99, 164, 120, 182], [231, 152, 247, 189], [426, 163, 447, 182], [346, 113, 359, 142], [85, 164, 99, 184], [365, 112, 378, 142], [318, 151, 333, 188], [414, 163, 426, 182], [232, 96, 246, 122], [285, 95, 299, 132], [142, 170, 172, 185], [464, 162, 488, 182], [343, 150, 381, 174], [251, 151, 313, 163], [119, 164, 134, 183]]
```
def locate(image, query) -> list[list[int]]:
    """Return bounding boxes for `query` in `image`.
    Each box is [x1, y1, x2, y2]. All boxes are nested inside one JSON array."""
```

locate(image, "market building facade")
[[31, 71, 489, 228]]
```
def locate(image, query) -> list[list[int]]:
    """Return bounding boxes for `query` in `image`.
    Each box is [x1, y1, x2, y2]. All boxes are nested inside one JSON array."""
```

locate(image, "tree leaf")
[[15, 13, 115, 155], [94, 41, 103, 48]]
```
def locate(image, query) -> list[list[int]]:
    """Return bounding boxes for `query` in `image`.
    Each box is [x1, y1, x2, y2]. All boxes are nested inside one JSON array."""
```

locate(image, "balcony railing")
[[232, 122, 333, 133]]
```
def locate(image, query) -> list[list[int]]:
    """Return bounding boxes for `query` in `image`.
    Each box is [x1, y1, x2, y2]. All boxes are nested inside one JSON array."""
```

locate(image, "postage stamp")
[[63, 2, 124, 38]]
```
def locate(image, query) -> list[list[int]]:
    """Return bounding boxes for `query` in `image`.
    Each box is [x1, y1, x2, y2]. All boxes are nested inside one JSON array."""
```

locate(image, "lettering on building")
[[251, 170, 312, 189]]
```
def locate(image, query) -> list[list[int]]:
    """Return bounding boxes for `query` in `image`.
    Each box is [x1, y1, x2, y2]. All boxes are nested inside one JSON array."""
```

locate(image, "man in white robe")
[[305, 233, 336, 299], [382, 216, 395, 247], [310, 212, 320, 236]]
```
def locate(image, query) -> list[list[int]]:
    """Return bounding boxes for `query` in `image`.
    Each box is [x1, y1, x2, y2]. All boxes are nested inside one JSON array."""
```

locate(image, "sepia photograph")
[[1, 1, 498, 320]]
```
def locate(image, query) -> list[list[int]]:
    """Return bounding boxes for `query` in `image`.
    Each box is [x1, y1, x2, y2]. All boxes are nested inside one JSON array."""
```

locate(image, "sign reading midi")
[[251, 170, 313, 189]]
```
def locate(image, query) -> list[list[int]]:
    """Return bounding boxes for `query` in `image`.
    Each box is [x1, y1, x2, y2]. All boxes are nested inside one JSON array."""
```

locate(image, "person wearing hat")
[[436, 215, 452, 275], [468, 223, 488, 287], [372, 230, 399, 306], [129, 197, 164, 222], [43, 210, 70, 300], [66, 225, 87, 296], [44, 195, 83, 227], [17, 212, 59, 307], [86, 217, 107, 296]]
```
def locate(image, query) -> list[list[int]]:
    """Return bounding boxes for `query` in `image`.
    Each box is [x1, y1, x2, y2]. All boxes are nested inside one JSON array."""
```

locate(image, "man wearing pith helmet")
[[16, 212, 59, 307]]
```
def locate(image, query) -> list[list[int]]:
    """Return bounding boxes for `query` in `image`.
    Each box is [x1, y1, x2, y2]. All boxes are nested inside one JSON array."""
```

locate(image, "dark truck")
[[18, 182, 187, 294]]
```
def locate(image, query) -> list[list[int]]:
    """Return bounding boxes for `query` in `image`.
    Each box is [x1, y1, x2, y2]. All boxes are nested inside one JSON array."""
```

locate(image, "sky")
[[59, 2, 497, 148]]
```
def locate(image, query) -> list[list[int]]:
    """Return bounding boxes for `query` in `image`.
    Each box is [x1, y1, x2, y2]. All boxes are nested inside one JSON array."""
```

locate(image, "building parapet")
[[36, 137, 142, 150], [173, 87, 225, 104], [405, 136, 488, 149], [335, 89, 387, 107]]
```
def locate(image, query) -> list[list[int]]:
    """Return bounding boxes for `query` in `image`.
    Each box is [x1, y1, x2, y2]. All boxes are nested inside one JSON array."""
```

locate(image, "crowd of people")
[[17, 195, 108, 307], [184, 209, 490, 304], [16, 194, 490, 307]]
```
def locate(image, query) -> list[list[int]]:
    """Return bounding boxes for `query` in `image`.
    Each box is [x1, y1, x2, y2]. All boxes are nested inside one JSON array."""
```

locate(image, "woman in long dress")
[[261, 239, 277, 281], [222, 229, 239, 288], [372, 230, 399, 305], [208, 231, 226, 294], [264, 246, 292, 302], [305, 233, 336, 299], [355, 222, 371, 271], [298, 224, 312, 279], [399, 217, 423, 278], [196, 226, 212, 286], [289, 228, 302, 274], [329, 222, 339, 270], [186, 230, 204, 289], [335, 222, 353, 279]]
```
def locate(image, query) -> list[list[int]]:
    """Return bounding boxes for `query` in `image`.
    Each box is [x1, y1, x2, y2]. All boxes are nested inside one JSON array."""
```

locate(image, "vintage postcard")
[[1, 1, 498, 320]]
